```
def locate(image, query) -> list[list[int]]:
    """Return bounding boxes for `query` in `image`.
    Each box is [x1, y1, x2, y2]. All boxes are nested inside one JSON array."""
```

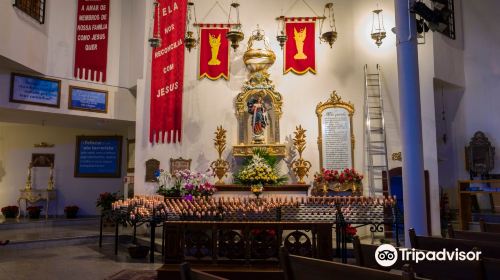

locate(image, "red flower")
[[346, 224, 357, 236]]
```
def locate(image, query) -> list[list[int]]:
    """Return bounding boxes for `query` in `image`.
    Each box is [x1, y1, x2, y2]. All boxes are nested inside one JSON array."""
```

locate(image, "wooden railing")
[[163, 221, 333, 264]]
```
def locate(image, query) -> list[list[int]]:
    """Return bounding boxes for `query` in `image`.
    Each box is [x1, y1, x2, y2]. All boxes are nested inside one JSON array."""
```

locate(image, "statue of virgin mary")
[[247, 96, 269, 144]]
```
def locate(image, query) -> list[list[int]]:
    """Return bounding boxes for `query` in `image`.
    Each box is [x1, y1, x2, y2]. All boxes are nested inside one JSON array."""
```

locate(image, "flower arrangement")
[[156, 169, 217, 199], [1, 206, 19, 218], [314, 168, 363, 184], [314, 168, 339, 183], [97, 192, 120, 211], [64, 205, 80, 219], [339, 168, 363, 184], [234, 149, 287, 186], [27, 206, 42, 219]]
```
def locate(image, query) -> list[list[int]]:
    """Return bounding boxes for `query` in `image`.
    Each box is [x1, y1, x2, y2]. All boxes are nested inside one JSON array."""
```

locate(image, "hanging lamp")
[[225, 1, 244, 51], [148, 0, 162, 48], [276, 16, 287, 49], [370, 4, 386, 47], [184, 1, 199, 52], [319, 3, 338, 48]]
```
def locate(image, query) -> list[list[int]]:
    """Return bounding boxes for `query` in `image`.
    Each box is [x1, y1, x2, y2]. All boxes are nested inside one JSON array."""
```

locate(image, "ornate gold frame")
[[232, 27, 285, 156], [315, 91, 355, 170], [235, 86, 283, 118]]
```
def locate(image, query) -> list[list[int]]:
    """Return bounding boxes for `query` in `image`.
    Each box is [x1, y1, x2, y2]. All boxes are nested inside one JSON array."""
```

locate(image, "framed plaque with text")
[[10, 73, 61, 108], [316, 91, 355, 170], [69, 86, 108, 113], [75, 135, 122, 178]]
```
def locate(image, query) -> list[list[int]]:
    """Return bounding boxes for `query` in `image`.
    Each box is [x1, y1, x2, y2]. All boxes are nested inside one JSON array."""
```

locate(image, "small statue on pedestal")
[[247, 96, 270, 144]]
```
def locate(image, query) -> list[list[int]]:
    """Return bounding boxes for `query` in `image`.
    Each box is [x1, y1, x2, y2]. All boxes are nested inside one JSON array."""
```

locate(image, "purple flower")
[[183, 194, 193, 201]]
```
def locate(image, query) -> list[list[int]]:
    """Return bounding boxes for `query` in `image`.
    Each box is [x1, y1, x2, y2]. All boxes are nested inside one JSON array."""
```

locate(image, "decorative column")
[[394, 0, 428, 244]]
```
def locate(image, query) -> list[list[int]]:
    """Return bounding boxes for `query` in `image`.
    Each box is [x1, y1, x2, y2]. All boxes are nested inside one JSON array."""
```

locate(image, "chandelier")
[[371, 4, 386, 47], [319, 3, 337, 48], [226, 1, 244, 51]]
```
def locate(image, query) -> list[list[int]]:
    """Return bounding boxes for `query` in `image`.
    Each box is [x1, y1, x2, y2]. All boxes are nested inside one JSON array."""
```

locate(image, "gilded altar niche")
[[233, 27, 285, 157]]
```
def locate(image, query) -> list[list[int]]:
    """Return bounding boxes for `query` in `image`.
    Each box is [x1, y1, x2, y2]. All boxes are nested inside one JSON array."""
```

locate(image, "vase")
[[250, 184, 264, 198], [344, 182, 362, 194], [292, 158, 312, 184], [210, 159, 229, 185], [29, 212, 41, 219], [128, 245, 150, 259], [3, 212, 16, 219], [65, 211, 78, 219], [328, 182, 341, 191]]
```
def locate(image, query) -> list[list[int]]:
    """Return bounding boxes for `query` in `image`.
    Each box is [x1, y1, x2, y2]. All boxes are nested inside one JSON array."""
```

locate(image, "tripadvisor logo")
[[375, 244, 398, 267], [374, 244, 482, 267]]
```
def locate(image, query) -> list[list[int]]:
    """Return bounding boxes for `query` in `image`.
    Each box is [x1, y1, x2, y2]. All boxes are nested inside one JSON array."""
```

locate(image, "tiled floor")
[[0, 244, 161, 280], [0, 217, 124, 242], [0, 217, 159, 279], [0, 224, 105, 242]]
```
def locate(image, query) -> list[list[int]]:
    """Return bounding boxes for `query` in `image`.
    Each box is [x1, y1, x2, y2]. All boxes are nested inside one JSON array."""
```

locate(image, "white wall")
[[0, 123, 127, 216], [0, 67, 136, 122], [434, 81, 464, 207], [428, 0, 500, 211], [460, 0, 500, 175], [432, 0, 500, 209], [133, 0, 441, 234], [0, 0, 49, 73], [0, 0, 140, 122], [135, 0, 398, 193], [432, 0, 465, 88]]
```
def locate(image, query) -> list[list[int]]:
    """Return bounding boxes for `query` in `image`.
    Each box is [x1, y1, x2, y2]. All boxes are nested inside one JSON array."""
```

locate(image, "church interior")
[[1, 0, 500, 279]]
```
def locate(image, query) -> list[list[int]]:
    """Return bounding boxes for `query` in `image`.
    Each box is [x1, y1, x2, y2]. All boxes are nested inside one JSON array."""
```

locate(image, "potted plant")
[[127, 245, 150, 259], [27, 206, 42, 219], [64, 205, 79, 219], [1, 206, 19, 218], [96, 192, 120, 212], [156, 169, 217, 199], [345, 224, 357, 243]]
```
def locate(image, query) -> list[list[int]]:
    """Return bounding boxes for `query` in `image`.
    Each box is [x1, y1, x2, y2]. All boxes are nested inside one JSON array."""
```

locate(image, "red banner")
[[284, 21, 316, 75], [199, 27, 229, 80], [74, 0, 110, 82], [150, 0, 187, 143]]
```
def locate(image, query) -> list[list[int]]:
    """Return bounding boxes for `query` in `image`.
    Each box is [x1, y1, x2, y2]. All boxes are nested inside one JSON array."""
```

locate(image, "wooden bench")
[[280, 247, 416, 280], [353, 236, 488, 279], [352, 236, 406, 271], [479, 219, 500, 233], [482, 258, 500, 280], [409, 228, 500, 259], [353, 235, 481, 280], [448, 224, 500, 243], [179, 263, 229, 280]]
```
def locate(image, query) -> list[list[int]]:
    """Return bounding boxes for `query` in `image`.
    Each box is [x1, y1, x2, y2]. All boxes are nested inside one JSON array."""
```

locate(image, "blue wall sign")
[[75, 136, 122, 178], [69, 86, 108, 113], [10, 73, 61, 107]]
